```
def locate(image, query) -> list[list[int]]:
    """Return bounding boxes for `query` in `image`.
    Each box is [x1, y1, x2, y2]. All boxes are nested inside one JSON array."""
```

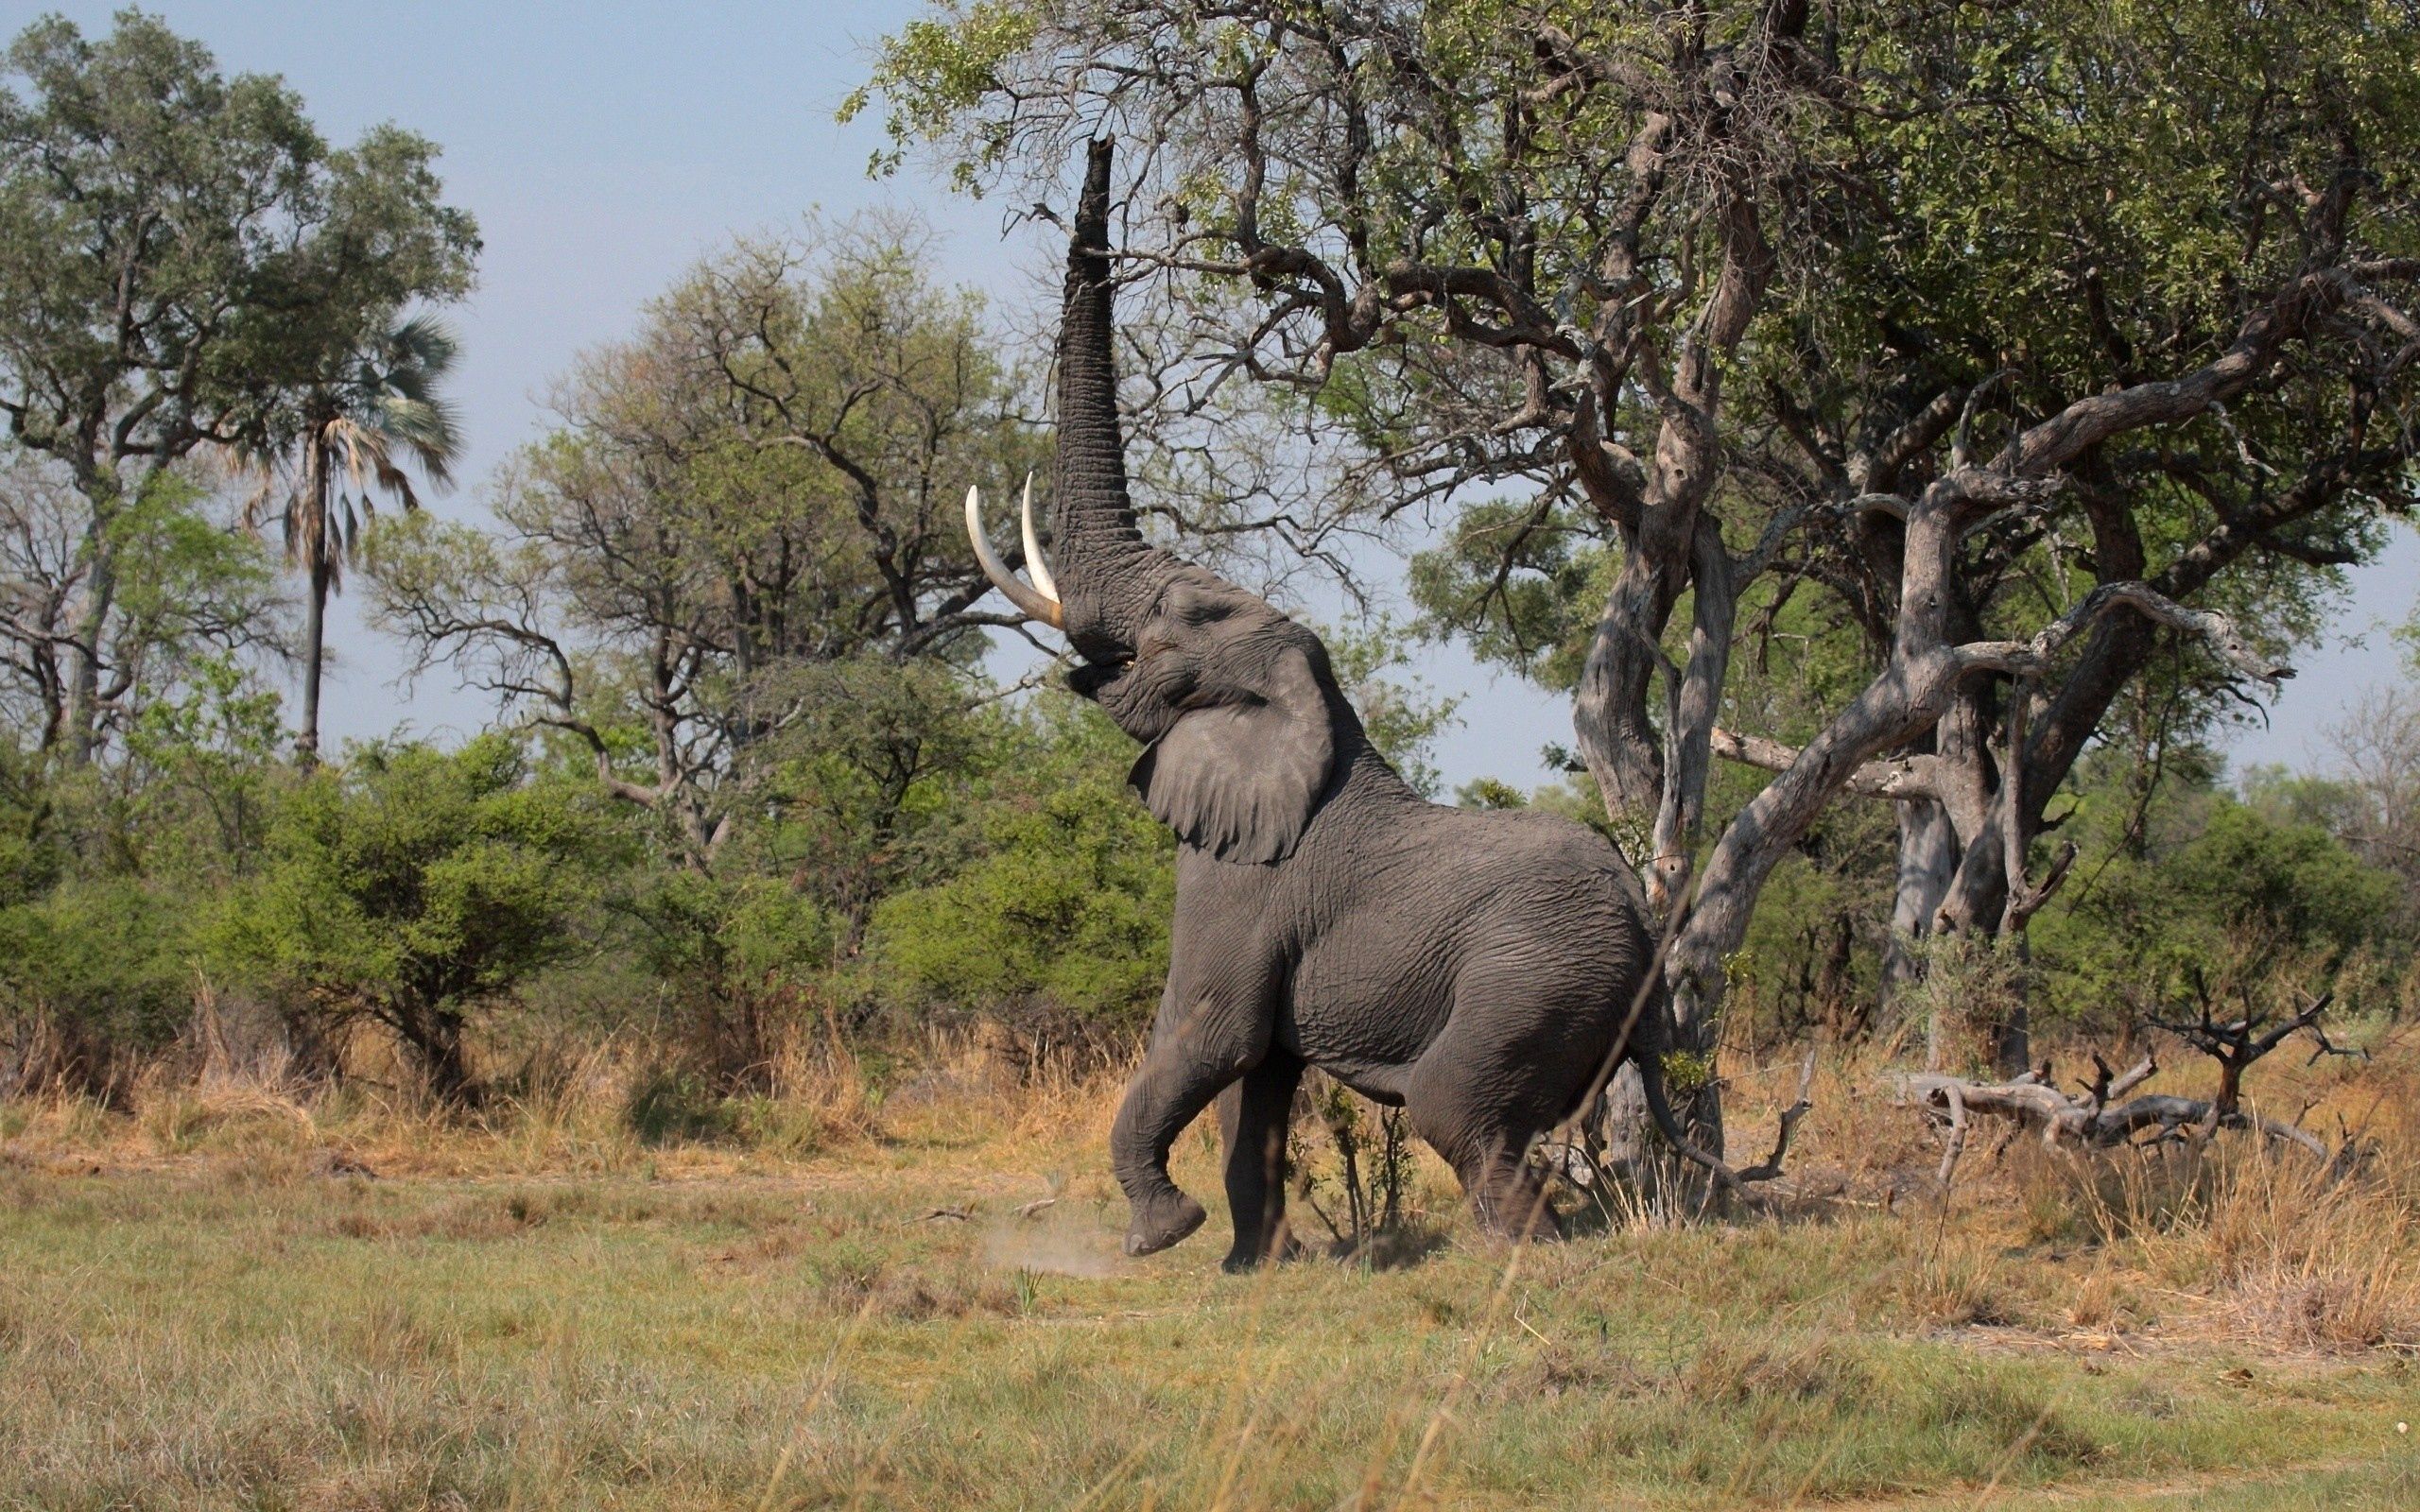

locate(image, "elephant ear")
[[1130, 645, 1335, 864]]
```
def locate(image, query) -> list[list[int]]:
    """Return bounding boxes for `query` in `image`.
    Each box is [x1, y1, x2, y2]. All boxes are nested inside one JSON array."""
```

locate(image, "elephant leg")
[[1213, 1045, 1304, 1273], [1405, 963, 1603, 1244], [1409, 1094, 1557, 1243], [1110, 961, 1279, 1258]]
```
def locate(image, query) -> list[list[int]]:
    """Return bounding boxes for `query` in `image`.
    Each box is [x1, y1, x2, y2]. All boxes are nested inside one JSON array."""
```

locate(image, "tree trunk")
[[297, 554, 330, 769], [394, 1001, 475, 1106], [64, 519, 117, 767], [1882, 797, 1959, 1017], [1599, 983, 1726, 1211], [295, 438, 334, 768]]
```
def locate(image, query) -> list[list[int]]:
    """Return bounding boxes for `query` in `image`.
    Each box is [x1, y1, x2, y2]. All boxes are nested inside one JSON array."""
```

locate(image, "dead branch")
[[1734, 1050, 1819, 1183], [1902, 988, 2357, 1185], [1934, 1078, 1968, 1189], [1956, 582, 2290, 689], [1902, 1066, 2332, 1177], [1709, 727, 1942, 801], [2149, 976, 2338, 1115]]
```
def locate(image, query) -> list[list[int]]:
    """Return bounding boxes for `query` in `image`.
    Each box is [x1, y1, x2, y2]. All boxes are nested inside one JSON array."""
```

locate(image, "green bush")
[[862, 701, 1173, 1037], [208, 736, 619, 1098], [2032, 792, 2401, 1029], [0, 876, 199, 1057]]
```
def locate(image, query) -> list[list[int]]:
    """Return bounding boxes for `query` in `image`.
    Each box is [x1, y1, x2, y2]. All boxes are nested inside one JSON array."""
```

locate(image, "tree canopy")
[[0, 9, 476, 763], [858, 0, 2420, 1102]]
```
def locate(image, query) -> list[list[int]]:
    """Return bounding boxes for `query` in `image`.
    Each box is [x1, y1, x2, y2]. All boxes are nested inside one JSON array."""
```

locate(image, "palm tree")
[[245, 315, 462, 765]]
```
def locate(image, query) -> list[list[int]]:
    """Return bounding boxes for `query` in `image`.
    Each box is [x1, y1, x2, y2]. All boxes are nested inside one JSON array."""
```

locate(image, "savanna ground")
[[2, 1028, 2415, 1512]]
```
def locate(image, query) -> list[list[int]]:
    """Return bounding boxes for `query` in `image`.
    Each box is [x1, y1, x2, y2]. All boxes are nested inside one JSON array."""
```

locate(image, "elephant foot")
[[1471, 1184, 1562, 1244], [1219, 1229, 1298, 1274], [1123, 1189, 1207, 1257]]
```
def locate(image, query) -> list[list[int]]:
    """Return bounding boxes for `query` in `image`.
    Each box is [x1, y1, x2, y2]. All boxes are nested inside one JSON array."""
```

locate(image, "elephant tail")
[[1635, 1049, 1753, 1195]]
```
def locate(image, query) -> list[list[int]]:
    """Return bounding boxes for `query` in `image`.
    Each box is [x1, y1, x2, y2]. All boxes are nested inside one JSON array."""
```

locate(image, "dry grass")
[[1, 1018, 2415, 1508]]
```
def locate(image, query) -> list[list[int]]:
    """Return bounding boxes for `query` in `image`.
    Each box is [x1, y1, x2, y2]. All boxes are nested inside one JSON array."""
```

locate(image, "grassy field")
[[2, 1040, 2415, 1510]]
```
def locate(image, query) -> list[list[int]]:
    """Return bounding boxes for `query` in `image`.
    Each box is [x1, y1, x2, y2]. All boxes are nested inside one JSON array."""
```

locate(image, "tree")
[[0, 611, 290, 1091], [2031, 755, 2400, 1037], [1322, 616, 1462, 798], [862, 0, 2420, 1160], [864, 693, 1175, 1039], [0, 454, 290, 797], [0, 10, 476, 764], [209, 736, 617, 1101], [370, 219, 1044, 867], [241, 315, 462, 766]]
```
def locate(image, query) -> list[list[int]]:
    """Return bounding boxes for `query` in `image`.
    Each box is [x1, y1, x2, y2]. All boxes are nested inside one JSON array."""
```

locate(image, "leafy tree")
[[0, 559, 289, 1085], [0, 642, 287, 1080], [0, 873, 198, 1074], [208, 736, 618, 1100], [369, 218, 1040, 865], [743, 655, 985, 952], [0, 9, 476, 764], [863, 0, 2420, 1161], [0, 454, 292, 769], [2031, 759, 2400, 1033], [614, 863, 835, 1086], [1321, 616, 1461, 798], [240, 315, 462, 766], [864, 695, 1174, 1036]]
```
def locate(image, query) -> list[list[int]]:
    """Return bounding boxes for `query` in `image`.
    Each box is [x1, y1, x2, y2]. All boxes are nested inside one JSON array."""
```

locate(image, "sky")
[[27, 2, 2416, 790]]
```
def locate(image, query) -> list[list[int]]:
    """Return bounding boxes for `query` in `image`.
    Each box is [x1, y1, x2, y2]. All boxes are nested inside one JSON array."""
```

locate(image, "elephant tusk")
[[965, 485, 1063, 628], [1019, 472, 1059, 601]]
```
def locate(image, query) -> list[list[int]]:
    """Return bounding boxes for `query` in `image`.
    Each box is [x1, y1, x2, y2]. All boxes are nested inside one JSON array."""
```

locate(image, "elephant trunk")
[[1049, 138, 1181, 659]]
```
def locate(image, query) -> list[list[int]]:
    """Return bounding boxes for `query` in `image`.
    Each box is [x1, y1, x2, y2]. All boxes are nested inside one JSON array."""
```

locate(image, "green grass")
[[1, 1144, 2411, 1510]]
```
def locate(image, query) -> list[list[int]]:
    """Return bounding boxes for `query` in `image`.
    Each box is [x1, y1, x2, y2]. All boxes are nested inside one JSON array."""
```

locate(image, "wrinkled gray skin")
[[1010, 142, 1685, 1269]]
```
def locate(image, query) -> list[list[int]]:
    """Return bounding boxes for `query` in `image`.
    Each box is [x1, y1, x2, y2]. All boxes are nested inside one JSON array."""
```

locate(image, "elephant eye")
[[1175, 595, 1237, 627]]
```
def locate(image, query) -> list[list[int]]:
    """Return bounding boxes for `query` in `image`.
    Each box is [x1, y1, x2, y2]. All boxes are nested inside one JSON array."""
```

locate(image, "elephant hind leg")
[[1214, 1045, 1304, 1273], [1404, 962, 1599, 1244], [1409, 1104, 1559, 1243]]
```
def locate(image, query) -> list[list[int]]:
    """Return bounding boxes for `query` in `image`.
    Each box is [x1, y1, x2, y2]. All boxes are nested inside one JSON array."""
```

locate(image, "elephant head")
[[966, 139, 1347, 865]]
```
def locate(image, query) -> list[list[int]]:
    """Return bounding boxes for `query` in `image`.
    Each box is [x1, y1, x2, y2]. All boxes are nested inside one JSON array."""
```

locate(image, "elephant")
[[966, 140, 1722, 1270]]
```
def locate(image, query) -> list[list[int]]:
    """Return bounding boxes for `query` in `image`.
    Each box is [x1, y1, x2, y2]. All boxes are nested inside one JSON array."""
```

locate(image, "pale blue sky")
[[29, 2, 2412, 786]]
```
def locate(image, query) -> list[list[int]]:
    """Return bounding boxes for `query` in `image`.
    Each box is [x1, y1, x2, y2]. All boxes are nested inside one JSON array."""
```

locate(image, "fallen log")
[[1900, 989, 2357, 1189]]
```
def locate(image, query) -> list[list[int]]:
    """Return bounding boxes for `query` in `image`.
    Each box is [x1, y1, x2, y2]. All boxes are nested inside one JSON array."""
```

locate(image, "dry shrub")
[[756, 1017, 884, 1150], [1906, 933, 2029, 1074], [0, 1012, 137, 1108], [133, 1078, 316, 1156], [870, 1022, 1125, 1155], [1893, 1226, 2026, 1329], [2014, 1128, 2419, 1352], [1679, 1333, 1862, 1407], [2187, 1145, 2417, 1351], [125, 990, 322, 1156]]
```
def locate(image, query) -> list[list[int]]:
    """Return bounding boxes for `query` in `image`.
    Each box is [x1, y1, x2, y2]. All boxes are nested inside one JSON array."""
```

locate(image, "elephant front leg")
[[1213, 1046, 1304, 1272], [1111, 971, 1277, 1259]]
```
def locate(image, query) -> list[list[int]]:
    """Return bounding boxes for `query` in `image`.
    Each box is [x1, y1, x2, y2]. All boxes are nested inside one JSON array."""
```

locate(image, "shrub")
[[862, 703, 1172, 1039], [208, 736, 618, 1100]]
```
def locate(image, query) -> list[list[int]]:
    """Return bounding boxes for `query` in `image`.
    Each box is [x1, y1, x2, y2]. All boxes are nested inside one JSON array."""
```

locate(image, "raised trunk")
[[1049, 139, 1175, 657]]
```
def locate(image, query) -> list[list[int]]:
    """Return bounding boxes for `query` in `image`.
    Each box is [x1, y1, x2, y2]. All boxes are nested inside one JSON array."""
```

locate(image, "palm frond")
[[382, 314, 462, 382], [240, 312, 466, 593], [373, 394, 461, 492]]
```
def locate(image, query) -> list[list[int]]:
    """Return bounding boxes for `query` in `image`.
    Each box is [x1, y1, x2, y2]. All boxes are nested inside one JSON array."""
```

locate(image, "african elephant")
[[967, 140, 1710, 1270]]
